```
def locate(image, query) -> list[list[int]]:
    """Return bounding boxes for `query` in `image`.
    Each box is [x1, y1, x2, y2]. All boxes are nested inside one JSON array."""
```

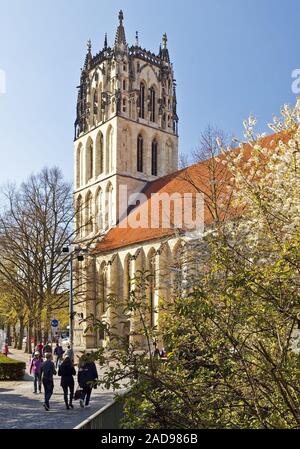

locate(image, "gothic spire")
[[87, 38, 92, 53], [135, 31, 139, 47], [84, 39, 92, 70], [162, 33, 167, 49], [161, 33, 170, 62], [114, 10, 127, 47], [104, 33, 108, 49]]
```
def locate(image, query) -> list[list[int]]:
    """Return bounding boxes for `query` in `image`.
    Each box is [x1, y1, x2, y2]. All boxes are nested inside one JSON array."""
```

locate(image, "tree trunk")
[[13, 325, 17, 349], [34, 327, 37, 348], [45, 307, 51, 344], [18, 319, 25, 350], [6, 324, 11, 345], [43, 328, 48, 344], [37, 310, 43, 344], [37, 323, 42, 344], [26, 324, 33, 354]]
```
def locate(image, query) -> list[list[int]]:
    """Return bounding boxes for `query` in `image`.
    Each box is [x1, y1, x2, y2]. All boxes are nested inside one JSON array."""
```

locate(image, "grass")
[[0, 354, 26, 380], [0, 354, 23, 364]]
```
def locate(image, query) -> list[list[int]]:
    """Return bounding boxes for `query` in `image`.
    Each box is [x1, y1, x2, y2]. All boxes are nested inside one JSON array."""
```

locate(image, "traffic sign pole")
[[69, 253, 74, 350], [51, 319, 59, 328]]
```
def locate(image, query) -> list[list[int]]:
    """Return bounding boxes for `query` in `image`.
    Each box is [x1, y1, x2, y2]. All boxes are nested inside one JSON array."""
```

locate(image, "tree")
[[192, 124, 230, 162], [178, 124, 236, 228], [0, 167, 76, 352], [0, 279, 28, 349], [86, 102, 300, 428]]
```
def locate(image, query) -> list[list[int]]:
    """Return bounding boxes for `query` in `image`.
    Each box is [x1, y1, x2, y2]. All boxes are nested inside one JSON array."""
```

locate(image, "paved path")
[[0, 349, 115, 429]]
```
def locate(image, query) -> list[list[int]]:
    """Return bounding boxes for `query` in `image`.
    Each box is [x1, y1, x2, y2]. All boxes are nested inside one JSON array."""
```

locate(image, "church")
[[72, 11, 230, 349]]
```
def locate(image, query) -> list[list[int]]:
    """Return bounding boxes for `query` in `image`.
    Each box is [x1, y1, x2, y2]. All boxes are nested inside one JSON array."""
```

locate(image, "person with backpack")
[[58, 354, 76, 409], [29, 351, 43, 394], [41, 353, 56, 411], [54, 343, 64, 369], [77, 355, 98, 408]]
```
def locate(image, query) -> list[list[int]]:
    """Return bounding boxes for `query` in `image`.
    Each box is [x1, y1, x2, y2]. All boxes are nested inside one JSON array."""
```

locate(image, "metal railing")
[[74, 397, 124, 429]]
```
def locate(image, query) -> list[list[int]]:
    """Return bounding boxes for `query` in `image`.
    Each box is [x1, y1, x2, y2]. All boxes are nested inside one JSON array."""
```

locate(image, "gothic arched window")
[[151, 140, 158, 176], [166, 140, 174, 171], [98, 83, 103, 122], [105, 183, 114, 229], [86, 139, 93, 182], [137, 134, 143, 173], [76, 195, 83, 237], [98, 263, 108, 332], [150, 87, 156, 122], [148, 250, 156, 327], [139, 82, 145, 119], [95, 131, 104, 176], [95, 188, 103, 231], [106, 126, 114, 173], [86, 191, 93, 235], [93, 91, 98, 115], [89, 144, 93, 179], [76, 144, 83, 188]]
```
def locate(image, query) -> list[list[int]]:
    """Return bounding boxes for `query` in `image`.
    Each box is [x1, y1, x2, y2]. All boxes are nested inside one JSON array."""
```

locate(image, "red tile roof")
[[93, 130, 291, 254]]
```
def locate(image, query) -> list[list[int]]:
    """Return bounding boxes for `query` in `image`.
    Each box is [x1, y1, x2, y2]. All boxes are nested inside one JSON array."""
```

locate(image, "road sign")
[[51, 319, 59, 328]]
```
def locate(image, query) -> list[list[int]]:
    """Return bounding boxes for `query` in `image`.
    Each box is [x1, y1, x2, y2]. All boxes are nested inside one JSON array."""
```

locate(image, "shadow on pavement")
[[0, 390, 114, 429], [23, 373, 34, 382]]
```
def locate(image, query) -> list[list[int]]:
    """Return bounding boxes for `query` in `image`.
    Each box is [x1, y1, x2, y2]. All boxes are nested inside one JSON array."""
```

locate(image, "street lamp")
[[61, 245, 87, 350]]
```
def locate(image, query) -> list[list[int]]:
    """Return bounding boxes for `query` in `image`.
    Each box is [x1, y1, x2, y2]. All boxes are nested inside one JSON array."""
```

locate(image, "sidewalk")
[[0, 348, 115, 429]]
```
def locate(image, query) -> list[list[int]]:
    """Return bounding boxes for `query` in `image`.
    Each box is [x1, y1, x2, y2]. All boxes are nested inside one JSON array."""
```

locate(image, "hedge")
[[0, 354, 26, 380]]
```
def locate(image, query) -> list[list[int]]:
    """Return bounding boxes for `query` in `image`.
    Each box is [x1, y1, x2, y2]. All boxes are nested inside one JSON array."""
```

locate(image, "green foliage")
[[0, 355, 26, 380], [86, 106, 300, 428]]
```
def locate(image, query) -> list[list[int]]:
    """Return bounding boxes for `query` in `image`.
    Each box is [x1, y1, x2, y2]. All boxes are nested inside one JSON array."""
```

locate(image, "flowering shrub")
[[91, 102, 300, 428]]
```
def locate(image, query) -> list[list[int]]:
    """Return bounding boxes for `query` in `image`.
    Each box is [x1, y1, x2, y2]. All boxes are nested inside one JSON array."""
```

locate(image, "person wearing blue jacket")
[[54, 343, 64, 369], [41, 353, 56, 411]]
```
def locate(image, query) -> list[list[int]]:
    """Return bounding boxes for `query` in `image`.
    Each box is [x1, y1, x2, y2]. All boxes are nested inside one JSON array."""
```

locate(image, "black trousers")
[[43, 379, 54, 407], [62, 383, 74, 406], [81, 386, 92, 406]]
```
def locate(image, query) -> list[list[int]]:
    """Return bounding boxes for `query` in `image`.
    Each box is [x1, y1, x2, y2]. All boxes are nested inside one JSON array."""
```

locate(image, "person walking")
[[160, 347, 167, 358], [54, 343, 64, 369], [2, 342, 9, 356], [65, 344, 74, 362], [29, 351, 43, 394], [153, 342, 160, 358], [41, 353, 56, 411], [58, 354, 76, 410], [78, 355, 98, 408], [43, 342, 52, 356], [36, 341, 44, 355]]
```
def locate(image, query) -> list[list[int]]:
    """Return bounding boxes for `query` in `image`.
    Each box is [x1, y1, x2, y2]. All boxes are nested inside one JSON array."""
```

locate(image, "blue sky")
[[0, 0, 299, 185]]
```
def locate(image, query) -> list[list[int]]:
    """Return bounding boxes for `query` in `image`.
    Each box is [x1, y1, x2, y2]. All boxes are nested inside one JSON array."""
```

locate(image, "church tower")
[[74, 11, 179, 240]]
